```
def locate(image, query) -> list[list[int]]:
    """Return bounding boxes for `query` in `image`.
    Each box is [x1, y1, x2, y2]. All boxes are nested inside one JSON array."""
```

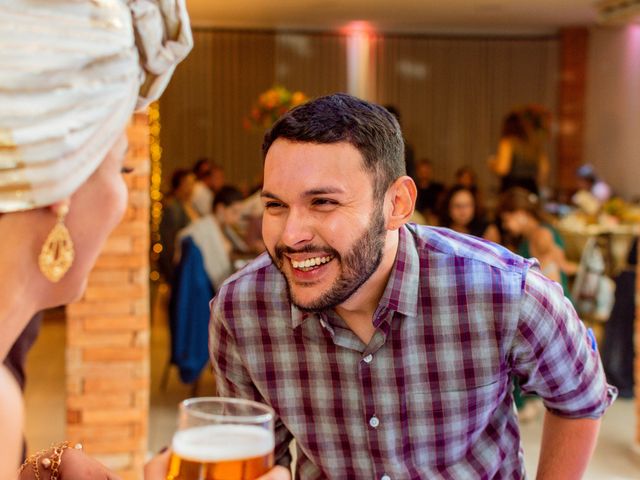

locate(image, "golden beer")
[[167, 424, 275, 480]]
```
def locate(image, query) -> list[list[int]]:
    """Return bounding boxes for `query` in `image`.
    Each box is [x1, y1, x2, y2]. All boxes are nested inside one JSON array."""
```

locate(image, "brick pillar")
[[66, 112, 150, 479], [557, 28, 589, 196]]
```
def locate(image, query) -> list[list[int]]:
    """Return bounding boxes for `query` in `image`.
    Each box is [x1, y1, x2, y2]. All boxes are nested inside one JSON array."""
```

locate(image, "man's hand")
[[144, 449, 171, 479], [256, 465, 291, 480]]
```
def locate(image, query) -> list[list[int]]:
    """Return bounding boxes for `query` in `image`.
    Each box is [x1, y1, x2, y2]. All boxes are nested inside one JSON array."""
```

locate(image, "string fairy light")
[[148, 101, 163, 282]]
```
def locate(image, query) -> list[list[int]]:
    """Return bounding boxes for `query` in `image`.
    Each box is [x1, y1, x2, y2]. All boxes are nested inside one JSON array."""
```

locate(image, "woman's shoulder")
[[0, 365, 24, 474]]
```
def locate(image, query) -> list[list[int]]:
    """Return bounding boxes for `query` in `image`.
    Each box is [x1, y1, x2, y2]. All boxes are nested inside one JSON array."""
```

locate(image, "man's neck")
[[334, 229, 400, 344]]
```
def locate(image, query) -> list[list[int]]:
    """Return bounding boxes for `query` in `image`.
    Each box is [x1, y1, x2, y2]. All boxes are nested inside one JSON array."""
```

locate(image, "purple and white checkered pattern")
[[210, 224, 616, 479]]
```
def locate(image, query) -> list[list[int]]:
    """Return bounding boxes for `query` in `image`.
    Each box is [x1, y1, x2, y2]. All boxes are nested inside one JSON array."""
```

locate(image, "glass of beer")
[[166, 397, 275, 480]]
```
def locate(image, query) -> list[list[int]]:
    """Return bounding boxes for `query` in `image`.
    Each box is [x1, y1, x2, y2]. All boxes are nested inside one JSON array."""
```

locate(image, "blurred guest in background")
[[490, 111, 549, 195], [159, 169, 198, 284], [602, 239, 637, 398], [499, 187, 578, 421], [452, 165, 485, 217], [498, 187, 575, 297], [191, 157, 214, 216], [453, 165, 478, 194], [213, 186, 252, 255], [414, 158, 444, 223], [210, 163, 226, 196], [439, 185, 500, 243], [572, 164, 612, 215]]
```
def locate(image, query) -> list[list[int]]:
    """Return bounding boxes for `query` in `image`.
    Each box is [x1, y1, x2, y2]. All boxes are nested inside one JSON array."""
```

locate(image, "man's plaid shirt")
[[210, 224, 616, 479]]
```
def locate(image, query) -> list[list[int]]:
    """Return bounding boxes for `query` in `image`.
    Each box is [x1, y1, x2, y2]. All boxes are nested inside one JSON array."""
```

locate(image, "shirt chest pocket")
[[405, 379, 502, 467]]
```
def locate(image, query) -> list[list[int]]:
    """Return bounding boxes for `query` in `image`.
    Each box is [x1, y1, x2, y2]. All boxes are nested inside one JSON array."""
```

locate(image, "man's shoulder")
[[215, 252, 287, 303], [211, 253, 294, 332], [407, 223, 531, 274]]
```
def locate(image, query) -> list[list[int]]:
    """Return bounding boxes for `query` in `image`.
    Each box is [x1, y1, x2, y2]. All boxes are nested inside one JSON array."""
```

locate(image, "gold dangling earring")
[[38, 204, 75, 282]]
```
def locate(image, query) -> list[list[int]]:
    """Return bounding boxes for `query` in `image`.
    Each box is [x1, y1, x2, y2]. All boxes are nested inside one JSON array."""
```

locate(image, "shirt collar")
[[291, 304, 311, 329], [376, 224, 419, 318]]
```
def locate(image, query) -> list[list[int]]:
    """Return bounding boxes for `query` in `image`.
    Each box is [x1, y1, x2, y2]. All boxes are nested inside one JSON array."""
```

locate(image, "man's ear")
[[386, 176, 417, 230]]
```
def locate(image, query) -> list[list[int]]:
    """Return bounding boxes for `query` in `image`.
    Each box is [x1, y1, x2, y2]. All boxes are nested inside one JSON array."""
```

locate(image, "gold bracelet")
[[30, 453, 42, 480], [46, 441, 69, 480], [18, 441, 83, 480], [18, 446, 47, 479]]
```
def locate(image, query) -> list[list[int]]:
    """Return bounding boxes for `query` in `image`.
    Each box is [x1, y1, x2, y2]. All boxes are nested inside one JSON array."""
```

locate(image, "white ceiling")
[[186, 0, 600, 35]]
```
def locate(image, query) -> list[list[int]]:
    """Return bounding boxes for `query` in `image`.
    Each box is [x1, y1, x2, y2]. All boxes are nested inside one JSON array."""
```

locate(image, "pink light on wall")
[[624, 25, 640, 108], [624, 25, 640, 67], [344, 21, 376, 100], [343, 21, 374, 36]]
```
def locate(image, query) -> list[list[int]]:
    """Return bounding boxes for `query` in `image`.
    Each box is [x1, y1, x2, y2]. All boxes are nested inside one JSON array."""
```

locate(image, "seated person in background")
[[414, 158, 444, 222], [190, 157, 214, 216], [572, 164, 612, 215], [498, 191, 578, 422], [213, 185, 252, 254], [601, 238, 637, 398], [233, 186, 268, 254], [159, 169, 198, 285], [453, 165, 478, 194], [210, 93, 616, 480], [176, 218, 231, 294], [438, 185, 500, 243], [454, 165, 487, 214], [498, 187, 576, 297]]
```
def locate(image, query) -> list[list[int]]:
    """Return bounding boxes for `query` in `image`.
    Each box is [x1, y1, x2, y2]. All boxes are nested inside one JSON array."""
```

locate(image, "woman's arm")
[[489, 138, 513, 177], [537, 152, 550, 189], [531, 228, 562, 283]]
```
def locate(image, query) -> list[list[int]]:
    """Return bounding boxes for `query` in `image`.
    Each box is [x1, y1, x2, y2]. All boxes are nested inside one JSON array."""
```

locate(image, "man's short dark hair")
[[262, 93, 406, 198]]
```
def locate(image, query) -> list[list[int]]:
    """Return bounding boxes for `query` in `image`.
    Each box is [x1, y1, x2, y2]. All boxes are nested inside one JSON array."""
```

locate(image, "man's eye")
[[265, 201, 284, 209], [121, 166, 134, 174], [312, 198, 338, 206]]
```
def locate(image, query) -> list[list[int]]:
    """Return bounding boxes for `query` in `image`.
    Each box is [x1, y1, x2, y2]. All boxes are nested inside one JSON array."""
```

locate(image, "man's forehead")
[[262, 141, 374, 200], [263, 139, 367, 175]]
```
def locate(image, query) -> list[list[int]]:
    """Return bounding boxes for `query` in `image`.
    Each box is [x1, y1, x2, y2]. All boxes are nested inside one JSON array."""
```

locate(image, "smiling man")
[[209, 94, 616, 480]]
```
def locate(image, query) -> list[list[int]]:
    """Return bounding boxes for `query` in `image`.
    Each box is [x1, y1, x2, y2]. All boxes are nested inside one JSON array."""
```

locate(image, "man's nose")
[[281, 207, 313, 247]]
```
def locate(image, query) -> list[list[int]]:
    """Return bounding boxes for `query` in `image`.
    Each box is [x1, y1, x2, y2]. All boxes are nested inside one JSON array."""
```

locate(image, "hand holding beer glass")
[[166, 397, 275, 480]]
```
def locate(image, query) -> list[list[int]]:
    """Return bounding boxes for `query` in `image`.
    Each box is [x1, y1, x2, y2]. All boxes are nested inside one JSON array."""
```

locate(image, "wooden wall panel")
[[374, 35, 558, 197], [159, 30, 558, 203]]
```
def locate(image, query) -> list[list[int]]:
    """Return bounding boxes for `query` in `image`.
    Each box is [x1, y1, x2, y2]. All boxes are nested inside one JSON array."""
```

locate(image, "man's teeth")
[[291, 256, 333, 269]]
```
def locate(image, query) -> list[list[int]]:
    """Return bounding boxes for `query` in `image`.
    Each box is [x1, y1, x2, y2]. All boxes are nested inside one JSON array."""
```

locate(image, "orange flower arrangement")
[[244, 86, 308, 131]]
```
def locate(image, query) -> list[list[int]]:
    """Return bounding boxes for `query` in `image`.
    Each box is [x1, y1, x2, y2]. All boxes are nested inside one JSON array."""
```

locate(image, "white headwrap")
[[0, 0, 192, 212]]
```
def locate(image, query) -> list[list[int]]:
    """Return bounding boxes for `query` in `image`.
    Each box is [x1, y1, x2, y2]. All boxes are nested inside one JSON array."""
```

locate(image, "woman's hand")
[[256, 465, 291, 480], [18, 446, 122, 480]]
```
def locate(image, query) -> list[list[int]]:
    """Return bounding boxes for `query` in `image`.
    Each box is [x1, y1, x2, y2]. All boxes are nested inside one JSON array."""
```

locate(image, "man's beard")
[[270, 205, 387, 313]]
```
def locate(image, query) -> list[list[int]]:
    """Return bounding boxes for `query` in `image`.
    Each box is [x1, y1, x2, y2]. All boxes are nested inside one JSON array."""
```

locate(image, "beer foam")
[[172, 424, 274, 462]]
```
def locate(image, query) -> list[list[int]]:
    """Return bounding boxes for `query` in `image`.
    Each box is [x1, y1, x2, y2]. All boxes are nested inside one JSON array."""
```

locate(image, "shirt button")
[[381, 475, 391, 480], [363, 354, 373, 364], [369, 415, 380, 428]]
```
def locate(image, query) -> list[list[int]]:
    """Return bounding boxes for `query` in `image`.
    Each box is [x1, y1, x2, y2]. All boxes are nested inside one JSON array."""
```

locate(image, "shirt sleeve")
[[209, 293, 293, 469], [509, 266, 617, 419]]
